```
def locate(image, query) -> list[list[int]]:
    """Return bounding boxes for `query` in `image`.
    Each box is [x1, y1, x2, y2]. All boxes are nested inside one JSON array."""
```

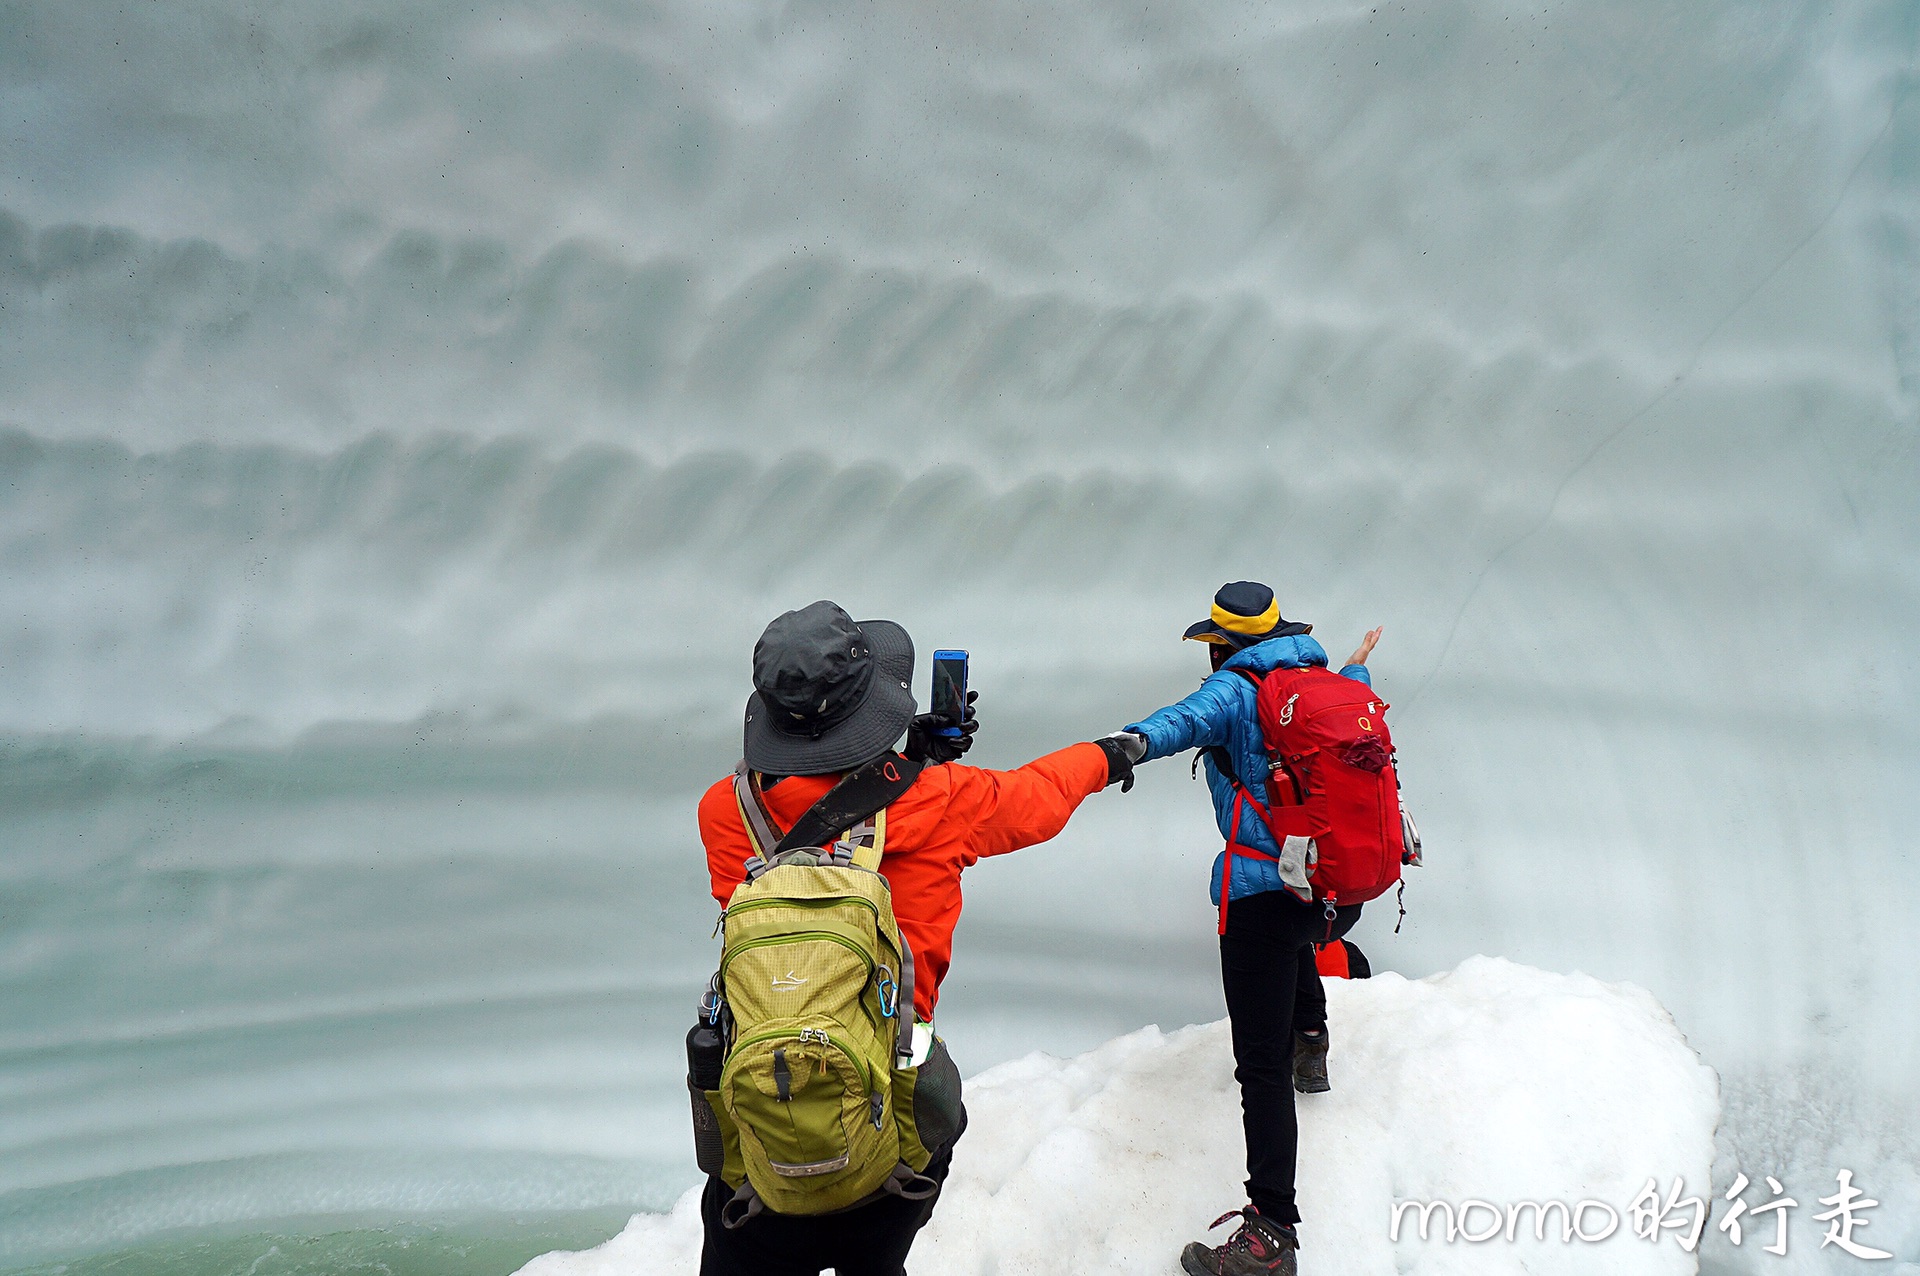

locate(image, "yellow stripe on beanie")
[[1212, 596, 1280, 635]]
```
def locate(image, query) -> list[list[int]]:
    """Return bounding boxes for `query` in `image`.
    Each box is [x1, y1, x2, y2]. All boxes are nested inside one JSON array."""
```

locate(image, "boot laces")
[[1207, 1208, 1291, 1263]]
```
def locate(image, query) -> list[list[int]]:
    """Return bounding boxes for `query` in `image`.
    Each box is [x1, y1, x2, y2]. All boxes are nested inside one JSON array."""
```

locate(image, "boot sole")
[[1293, 1077, 1329, 1094], [1181, 1242, 1295, 1276]]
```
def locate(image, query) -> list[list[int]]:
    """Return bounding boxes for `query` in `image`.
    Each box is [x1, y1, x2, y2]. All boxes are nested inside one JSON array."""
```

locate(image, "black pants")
[[698, 1113, 965, 1276], [1220, 890, 1361, 1227]]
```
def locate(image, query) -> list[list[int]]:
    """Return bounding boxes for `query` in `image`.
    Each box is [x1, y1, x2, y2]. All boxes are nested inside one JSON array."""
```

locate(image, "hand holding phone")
[[930, 650, 969, 738], [904, 651, 976, 765]]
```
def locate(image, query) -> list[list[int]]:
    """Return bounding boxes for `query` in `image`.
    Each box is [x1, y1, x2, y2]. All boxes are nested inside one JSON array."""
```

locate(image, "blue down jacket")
[[1125, 634, 1371, 905]]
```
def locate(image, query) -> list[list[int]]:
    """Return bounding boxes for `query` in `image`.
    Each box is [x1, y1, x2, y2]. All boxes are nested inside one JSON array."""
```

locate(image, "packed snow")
[[518, 958, 1718, 1276]]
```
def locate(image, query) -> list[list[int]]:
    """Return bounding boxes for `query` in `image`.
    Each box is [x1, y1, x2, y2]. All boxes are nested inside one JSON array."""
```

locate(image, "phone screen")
[[930, 650, 969, 734]]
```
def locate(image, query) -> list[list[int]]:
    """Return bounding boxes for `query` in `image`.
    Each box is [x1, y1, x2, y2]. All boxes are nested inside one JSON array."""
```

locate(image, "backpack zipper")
[[725, 894, 885, 924], [722, 897, 901, 964], [721, 930, 875, 983], [730, 1025, 874, 1096]]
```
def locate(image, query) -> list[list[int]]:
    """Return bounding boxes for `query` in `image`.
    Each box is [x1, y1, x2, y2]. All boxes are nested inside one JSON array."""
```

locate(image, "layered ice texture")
[[1, 0, 1916, 1272], [519, 960, 1722, 1276]]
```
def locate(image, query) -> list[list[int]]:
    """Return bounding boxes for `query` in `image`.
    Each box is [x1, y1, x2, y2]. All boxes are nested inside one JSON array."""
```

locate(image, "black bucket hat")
[[1182, 580, 1311, 648], [743, 600, 917, 775]]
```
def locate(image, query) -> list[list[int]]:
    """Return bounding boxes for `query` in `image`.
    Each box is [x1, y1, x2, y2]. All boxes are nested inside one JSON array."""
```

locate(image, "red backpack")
[[1219, 665, 1406, 932]]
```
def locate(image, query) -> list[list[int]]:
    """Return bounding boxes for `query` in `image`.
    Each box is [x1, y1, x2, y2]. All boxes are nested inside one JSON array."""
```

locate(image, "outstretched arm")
[[944, 742, 1112, 860], [1123, 674, 1244, 763]]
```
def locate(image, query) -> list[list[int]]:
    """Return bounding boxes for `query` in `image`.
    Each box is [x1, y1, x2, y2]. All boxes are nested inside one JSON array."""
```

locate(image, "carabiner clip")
[[875, 967, 898, 1019]]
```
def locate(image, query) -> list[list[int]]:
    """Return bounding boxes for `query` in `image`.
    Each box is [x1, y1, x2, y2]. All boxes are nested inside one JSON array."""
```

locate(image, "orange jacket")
[[700, 743, 1109, 1021]]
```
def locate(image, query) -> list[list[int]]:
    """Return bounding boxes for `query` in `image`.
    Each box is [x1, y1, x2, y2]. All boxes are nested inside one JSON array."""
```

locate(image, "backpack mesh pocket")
[[911, 1037, 964, 1154], [689, 1082, 726, 1177]]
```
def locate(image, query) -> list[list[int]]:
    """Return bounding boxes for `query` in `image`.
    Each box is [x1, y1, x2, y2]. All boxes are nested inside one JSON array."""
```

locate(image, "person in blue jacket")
[[1119, 580, 1381, 1276]]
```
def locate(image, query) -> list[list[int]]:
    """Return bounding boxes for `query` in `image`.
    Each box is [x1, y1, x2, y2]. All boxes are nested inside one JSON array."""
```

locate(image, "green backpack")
[[691, 757, 964, 1227]]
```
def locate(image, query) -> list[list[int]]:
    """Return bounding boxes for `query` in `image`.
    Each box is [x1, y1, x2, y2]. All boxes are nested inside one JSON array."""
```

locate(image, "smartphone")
[[930, 650, 969, 737]]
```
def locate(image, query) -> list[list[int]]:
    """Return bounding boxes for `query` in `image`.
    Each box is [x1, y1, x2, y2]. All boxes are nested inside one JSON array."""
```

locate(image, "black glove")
[[904, 690, 979, 764], [1094, 731, 1148, 791]]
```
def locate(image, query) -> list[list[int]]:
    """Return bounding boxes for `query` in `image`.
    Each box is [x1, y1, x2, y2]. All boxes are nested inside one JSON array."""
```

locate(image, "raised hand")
[[1346, 626, 1383, 666]]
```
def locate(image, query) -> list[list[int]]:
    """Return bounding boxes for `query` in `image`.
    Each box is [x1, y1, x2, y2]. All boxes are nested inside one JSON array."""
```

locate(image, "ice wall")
[[0, 0, 1915, 1270]]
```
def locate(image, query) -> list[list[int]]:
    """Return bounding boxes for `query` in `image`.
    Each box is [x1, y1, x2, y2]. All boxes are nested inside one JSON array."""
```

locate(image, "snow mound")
[[517, 958, 1718, 1275]]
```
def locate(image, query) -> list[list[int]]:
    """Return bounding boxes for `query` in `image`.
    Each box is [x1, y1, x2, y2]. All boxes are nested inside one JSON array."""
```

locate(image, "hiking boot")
[[1292, 1027, 1329, 1094], [1180, 1207, 1298, 1276]]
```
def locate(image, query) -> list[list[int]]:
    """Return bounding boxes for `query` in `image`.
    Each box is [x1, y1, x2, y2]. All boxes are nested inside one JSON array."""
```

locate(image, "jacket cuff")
[[1121, 721, 1158, 760], [1064, 740, 1117, 795]]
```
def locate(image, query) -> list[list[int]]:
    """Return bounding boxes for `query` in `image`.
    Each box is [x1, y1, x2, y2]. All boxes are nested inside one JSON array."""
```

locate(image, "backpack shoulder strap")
[[1203, 665, 1266, 792], [732, 764, 785, 864], [731, 754, 924, 871], [835, 808, 889, 872], [1199, 745, 1240, 788], [776, 753, 922, 855]]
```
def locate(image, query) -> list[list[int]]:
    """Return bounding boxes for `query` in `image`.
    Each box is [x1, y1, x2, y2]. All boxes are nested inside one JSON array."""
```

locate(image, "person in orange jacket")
[[695, 600, 1143, 1276]]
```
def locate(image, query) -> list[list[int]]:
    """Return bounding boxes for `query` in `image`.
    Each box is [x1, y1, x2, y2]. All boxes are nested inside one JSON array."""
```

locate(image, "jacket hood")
[[1221, 633, 1329, 676]]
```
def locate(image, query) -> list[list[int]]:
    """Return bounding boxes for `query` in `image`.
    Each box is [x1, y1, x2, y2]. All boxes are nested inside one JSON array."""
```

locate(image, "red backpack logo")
[[1223, 666, 1405, 926]]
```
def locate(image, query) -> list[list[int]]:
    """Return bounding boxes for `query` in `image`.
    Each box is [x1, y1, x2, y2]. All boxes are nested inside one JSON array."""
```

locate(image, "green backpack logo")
[[691, 762, 962, 1228]]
